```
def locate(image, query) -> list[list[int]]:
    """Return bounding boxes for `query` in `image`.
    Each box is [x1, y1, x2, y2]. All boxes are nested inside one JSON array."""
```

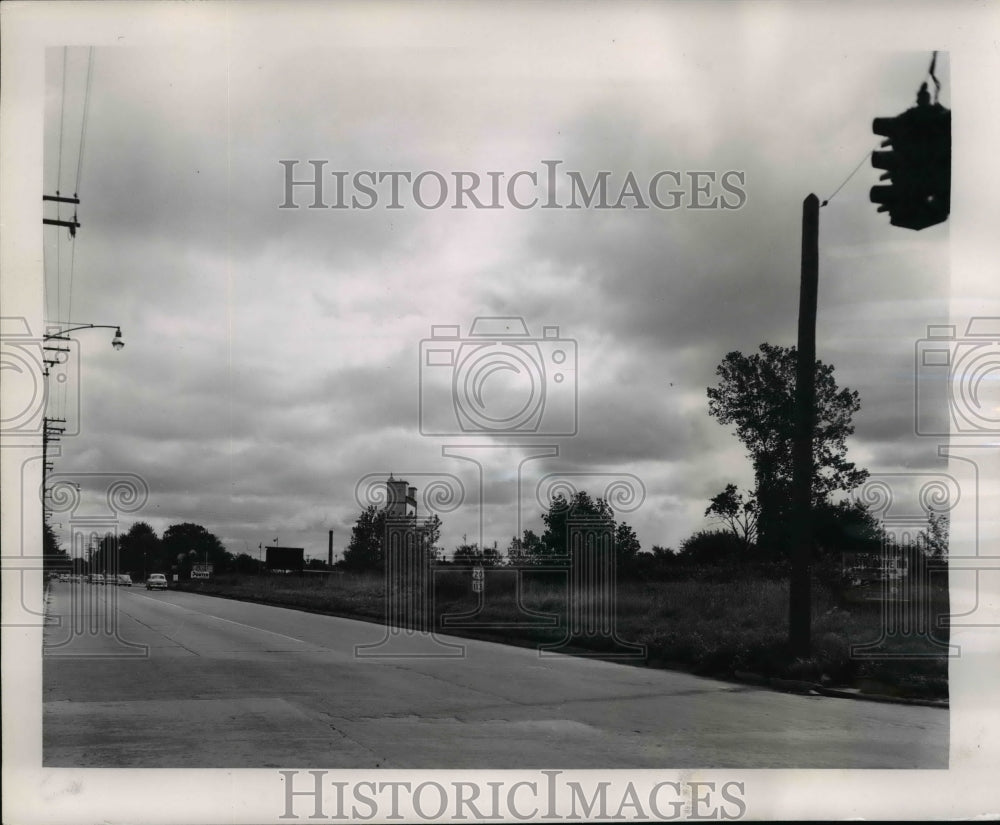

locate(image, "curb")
[[734, 670, 948, 708]]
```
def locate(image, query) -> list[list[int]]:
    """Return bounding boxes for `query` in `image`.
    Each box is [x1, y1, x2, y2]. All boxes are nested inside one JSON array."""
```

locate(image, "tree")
[[119, 521, 163, 578], [232, 552, 260, 574], [705, 484, 759, 552], [422, 514, 443, 559], [707, 343, 868, 558], [812, 499, 884, 559], [614, 521, 642, 569], [343, 505, 388, 570], [342, 507, 443, 571], [43, 521, 70, 575], [677, 529, 745, 564], [919, 510, 949, 559], [507, 529, 545, 566], [541, 491, 616, 556], [162, 523, 228, 575]]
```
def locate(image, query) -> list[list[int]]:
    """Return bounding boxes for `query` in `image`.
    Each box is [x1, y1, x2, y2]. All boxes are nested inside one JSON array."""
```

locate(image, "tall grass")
[[183, 567, 948, 699]]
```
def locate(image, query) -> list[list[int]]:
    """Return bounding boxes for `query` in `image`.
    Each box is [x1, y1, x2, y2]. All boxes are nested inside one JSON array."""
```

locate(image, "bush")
[[676, 529, 748, 565]]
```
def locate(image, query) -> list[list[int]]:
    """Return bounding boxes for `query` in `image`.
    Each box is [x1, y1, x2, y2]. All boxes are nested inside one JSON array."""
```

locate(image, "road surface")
[[43, 582, 948, 768]]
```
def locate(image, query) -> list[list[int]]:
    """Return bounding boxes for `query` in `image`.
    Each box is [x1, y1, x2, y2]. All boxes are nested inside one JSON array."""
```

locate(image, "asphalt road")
[[43, 582, 948, 768]]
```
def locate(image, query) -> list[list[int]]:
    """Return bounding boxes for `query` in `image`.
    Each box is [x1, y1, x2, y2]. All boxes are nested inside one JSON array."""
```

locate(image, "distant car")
[[116, 574, 133, 587], [92, 574, 106, 585], [146, 573, 168, 590]]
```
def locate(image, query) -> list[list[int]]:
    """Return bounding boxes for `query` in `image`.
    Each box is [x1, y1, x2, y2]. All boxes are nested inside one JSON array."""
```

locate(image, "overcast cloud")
[[36, 8, 956, 561]]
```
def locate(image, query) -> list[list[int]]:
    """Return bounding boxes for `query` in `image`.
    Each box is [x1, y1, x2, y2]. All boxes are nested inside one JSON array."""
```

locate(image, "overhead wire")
[[67, 47, 95, 334], [54, 46, 68, 332], [821, 146, 877, 208]]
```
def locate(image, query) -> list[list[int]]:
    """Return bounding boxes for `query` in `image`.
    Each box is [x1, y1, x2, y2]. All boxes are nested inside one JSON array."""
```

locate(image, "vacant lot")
[[182, 566, 949, 700]]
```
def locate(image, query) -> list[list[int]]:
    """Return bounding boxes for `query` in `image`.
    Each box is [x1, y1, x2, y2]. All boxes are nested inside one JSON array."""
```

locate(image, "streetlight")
[[44, 323, 124, 350], [40, 322, 124, 560]]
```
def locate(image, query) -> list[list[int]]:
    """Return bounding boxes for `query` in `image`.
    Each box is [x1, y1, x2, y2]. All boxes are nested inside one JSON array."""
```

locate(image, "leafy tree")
[[614, 521, 642, 568], [507, 529, 545, 566], [707, 343, 868, 558], [342, 507, 443, 571], [43, 521, 70, 575], [453, 542, 502, 567], [162, 523, 228, 575], [919, 510, 949, 559], [343, 505, 388, 570], [453, 542, 480, 565], [232, 552, 261, 574], [705, 484, 759, 552], [423, 514, 443, 559], [541, 491, 616, 556], [677, 529, 745, 564], [812, 499, 884, 559], [119, 521, 163, 578]]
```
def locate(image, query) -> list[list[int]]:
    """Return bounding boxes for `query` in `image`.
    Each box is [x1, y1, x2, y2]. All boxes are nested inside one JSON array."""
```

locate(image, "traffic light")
[[870, 83, 951, 230]]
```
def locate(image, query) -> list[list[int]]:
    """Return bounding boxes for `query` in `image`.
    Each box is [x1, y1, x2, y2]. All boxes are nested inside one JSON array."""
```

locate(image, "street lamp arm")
[[43, 323, 124, 351], [43, 323, 121, 339]]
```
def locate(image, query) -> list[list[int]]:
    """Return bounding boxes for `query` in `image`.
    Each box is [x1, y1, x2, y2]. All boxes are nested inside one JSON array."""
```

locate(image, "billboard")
[[265, 546, 305, 571], [191, 563, 213, 580]]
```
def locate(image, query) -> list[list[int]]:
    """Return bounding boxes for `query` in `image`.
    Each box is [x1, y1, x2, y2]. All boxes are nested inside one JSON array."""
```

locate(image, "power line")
[[74, 47, 95, 196], [821, 145, 877, 207]]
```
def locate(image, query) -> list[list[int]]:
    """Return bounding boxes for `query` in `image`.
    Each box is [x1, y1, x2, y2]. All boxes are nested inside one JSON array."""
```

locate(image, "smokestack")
[[328, 530, 333, 567]]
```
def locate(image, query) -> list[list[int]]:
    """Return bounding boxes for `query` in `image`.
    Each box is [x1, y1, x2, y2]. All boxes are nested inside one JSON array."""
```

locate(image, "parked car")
[[116, 574, 133, 587], [92, 573, 105, 585], [146, 573, 168, 591]]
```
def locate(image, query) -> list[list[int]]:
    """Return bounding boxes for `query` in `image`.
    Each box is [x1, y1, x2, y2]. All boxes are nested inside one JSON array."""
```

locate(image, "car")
[[116, 574, 133, 587], [92, 573, 105, 585], [146, 573, 168, 591]]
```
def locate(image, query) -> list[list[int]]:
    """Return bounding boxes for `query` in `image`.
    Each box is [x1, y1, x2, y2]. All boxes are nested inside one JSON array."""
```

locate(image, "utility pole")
[[42, 416, 66, 517], [789, 193, 819, 657], [42, 193, 81, 236]]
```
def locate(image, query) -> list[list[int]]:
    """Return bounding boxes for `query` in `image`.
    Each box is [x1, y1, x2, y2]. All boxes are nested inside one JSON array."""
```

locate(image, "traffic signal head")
[[870, 84, 951, 231]]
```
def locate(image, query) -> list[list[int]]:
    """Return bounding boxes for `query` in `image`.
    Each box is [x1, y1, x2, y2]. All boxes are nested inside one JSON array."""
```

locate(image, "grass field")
[[181, 566, 950, 700]]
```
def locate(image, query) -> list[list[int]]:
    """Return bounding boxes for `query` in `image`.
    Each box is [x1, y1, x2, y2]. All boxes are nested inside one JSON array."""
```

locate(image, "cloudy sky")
[[34, 5, 963, 561]]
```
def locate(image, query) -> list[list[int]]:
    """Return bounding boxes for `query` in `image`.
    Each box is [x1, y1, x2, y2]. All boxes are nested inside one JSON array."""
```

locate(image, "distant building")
[[386, 475, 417, 519]]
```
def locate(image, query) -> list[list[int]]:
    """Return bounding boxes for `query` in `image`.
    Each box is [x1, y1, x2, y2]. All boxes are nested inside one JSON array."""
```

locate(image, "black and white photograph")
[[2, 1, 999, 822]]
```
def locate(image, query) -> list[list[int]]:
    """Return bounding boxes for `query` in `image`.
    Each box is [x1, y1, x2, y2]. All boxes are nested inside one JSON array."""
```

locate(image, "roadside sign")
[[472, 579, 483, 593], [472, 566, 484, 580], [191, 563, 214, 580]]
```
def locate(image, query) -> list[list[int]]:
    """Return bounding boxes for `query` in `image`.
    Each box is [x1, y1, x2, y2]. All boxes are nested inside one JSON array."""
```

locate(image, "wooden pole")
[[789, 193, 819, 656]]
